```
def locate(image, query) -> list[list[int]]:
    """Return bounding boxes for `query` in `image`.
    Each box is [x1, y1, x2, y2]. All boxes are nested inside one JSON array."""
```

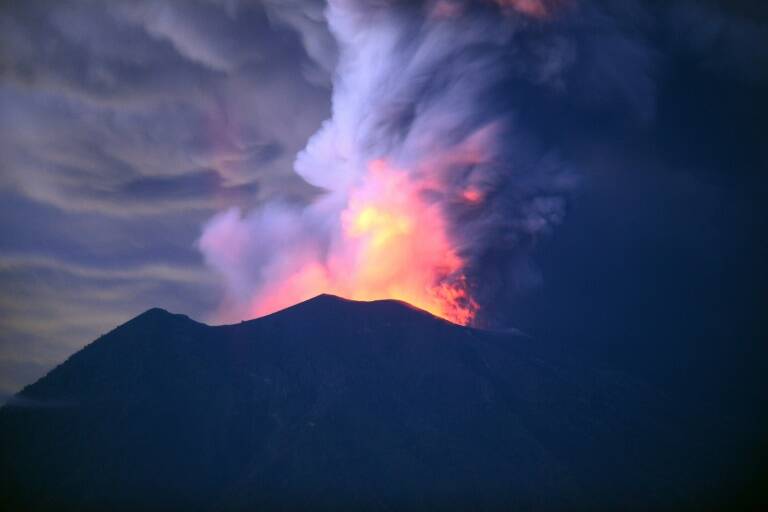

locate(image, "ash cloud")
[[199, 0, 657, 326]]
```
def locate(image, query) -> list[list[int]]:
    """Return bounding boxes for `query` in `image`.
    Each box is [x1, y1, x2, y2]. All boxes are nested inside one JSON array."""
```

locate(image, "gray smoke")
[[200, 0, 654, 326]]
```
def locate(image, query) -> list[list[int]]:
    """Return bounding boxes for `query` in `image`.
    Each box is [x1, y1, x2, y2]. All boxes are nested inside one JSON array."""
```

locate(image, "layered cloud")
[[0, 0, 334, 399], [0, 1, 332, 217]]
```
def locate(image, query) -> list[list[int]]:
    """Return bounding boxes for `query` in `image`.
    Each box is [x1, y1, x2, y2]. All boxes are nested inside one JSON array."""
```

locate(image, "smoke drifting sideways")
[[199, 0, 577, 326]]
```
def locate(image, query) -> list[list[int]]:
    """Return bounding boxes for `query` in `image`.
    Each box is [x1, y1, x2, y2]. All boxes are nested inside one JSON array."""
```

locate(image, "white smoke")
[[199, 0, 597, 325]]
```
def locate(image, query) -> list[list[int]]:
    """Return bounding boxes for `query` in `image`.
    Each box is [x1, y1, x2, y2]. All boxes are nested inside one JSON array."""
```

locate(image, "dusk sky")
[[1, 0, 766, 422]]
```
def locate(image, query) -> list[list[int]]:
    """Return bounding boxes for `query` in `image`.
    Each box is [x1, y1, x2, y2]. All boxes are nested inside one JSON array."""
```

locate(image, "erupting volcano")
[[199, 0, 571, 326], [249, 159, 478, 325]]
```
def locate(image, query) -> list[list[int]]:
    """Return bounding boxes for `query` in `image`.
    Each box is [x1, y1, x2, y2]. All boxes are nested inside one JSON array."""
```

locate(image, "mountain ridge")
[[0, 294, 720, 511]]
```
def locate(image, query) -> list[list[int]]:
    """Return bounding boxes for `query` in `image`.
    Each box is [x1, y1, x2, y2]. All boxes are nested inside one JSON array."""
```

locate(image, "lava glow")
[[495, 0, 550, 18], [462, 187, 483, 204], [247, 159, 478, 325], [199, 0, 572, 328]]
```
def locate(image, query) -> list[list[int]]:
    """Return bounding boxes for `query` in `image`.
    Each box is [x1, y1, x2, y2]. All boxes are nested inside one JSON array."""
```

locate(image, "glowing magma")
[[247, 159, 478, 325]]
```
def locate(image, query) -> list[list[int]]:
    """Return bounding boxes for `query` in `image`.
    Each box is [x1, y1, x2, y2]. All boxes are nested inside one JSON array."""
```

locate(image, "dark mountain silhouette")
[[0, 294, 728, 511]]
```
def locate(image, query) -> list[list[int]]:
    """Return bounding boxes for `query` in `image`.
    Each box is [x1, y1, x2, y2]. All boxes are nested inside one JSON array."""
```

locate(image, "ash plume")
[[198, 0, 629, 326]]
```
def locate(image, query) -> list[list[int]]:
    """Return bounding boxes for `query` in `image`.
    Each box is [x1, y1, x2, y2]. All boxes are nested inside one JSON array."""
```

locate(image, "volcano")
[[0, 295, 718, 510]]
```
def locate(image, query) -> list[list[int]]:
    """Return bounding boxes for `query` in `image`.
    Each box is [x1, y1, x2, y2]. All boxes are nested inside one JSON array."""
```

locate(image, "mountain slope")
[[0, 294, 708, 511]]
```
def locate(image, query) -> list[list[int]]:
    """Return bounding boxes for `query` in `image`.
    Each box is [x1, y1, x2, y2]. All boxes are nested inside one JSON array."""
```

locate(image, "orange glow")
[[462, 188, 483, 203], [248, 159, 478, 325], [495, 0, 550, 18], [430, 0, 463, 19]]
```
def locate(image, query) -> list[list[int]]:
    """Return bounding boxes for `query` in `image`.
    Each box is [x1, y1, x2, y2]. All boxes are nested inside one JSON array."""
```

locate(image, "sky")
[[0, 0, 766, 452]]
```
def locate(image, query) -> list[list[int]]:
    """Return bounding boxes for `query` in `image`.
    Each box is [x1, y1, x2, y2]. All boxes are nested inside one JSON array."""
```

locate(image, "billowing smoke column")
[[199, 0, 573, 326]]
